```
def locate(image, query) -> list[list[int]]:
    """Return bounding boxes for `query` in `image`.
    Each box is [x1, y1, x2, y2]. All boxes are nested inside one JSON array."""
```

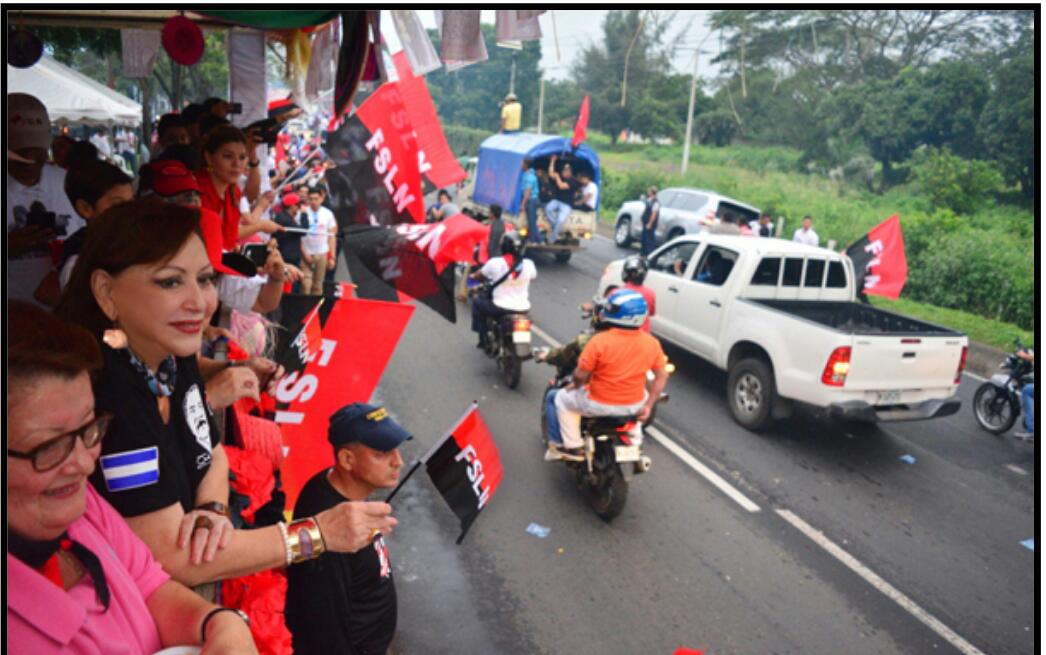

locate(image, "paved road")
[[372, 236, 1035, 655]]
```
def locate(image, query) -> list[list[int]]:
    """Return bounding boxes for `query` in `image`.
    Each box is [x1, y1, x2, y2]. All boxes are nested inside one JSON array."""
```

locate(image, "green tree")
[[978, 46, 1035, 197], [572, 10, 695, 142]]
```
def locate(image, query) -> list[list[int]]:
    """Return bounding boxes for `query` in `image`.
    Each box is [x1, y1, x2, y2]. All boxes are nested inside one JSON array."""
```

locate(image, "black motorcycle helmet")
[[622, 255, 649, 285], [501, 230, 524, 257]]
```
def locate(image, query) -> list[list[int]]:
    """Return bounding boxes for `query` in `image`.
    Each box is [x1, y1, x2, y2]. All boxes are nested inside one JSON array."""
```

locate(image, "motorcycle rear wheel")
[[501, 353, 522, 389], [585, 463, 628, 522], [973, 383, 1018, 434]]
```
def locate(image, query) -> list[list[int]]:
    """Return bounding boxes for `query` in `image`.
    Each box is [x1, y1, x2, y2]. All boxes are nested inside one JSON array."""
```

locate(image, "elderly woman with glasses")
[[6, 301, 257, 654], [53, 198, 397, 591]]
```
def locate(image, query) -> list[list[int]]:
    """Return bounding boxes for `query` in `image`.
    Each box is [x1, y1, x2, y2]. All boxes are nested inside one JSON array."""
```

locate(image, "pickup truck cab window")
[[804, 259, 826, 288], [782, 257, 804, 286], [751, 257, 781, 286], [694, 246, 738, 286], [651, 241, 698, 276], [826, 261, 847, 288]]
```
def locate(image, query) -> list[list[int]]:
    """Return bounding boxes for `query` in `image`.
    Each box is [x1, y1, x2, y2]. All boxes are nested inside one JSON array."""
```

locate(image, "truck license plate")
[[512, 331, 531, 344], [877, 390, 902, 404], [615, 445, 641, 462]]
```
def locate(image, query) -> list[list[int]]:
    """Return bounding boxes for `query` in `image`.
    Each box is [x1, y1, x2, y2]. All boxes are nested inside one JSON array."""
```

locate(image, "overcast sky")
[[381, 9, 723, 82]]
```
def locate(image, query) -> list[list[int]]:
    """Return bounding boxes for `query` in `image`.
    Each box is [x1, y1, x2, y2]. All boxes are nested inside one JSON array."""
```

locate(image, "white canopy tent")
[[8, 55, 142, 126]]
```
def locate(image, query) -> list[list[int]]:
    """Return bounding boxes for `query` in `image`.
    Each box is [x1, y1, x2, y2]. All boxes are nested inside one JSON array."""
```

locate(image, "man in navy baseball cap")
[[286, 401, 411, 653], [328, 402, 413, 454]]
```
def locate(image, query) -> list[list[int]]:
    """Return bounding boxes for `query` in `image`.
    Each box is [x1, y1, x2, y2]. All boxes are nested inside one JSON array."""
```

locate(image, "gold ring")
[[369, 528, 381, 541]]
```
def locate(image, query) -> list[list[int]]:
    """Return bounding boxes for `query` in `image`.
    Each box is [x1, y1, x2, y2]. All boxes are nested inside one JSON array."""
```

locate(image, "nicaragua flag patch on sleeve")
[[100, 447, 159, 492]]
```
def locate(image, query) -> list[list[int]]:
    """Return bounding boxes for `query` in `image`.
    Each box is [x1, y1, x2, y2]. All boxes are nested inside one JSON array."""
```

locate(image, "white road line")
[[647, 426, 761, 513], [776, 509, 987, 655], [1005, 464, 1028, 476], [531, 324, 561, 348], [963, 370, 988, 382]]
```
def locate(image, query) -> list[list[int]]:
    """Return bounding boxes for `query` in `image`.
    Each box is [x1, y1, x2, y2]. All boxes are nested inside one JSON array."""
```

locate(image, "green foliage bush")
[[601, 167, 669, 217], [695, 110, 739, 147], [908, 147, 1004, 213], [443, 124, 492, 157]]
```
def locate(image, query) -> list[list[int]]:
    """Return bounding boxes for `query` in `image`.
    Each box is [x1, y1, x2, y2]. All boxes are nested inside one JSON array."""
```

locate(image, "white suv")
[[614, 188, 761, 248]]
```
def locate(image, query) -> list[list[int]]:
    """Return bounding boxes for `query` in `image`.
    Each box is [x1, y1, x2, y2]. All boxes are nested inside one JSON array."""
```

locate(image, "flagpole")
[[385, 461, 422, 503]]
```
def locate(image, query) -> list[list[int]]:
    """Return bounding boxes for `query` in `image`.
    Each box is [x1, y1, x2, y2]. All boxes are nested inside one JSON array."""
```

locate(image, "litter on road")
[[899, 454, 917, 465], [526, 523, 551, 538], [1020, 539, 1034, 551]]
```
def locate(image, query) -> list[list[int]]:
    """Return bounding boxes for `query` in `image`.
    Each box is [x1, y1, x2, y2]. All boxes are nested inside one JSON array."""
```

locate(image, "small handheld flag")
[[407, 403, 503, 544]]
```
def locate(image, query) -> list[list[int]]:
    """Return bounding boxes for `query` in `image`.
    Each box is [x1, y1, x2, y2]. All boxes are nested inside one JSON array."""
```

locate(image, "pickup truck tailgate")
[[845, 336, 966, 391]]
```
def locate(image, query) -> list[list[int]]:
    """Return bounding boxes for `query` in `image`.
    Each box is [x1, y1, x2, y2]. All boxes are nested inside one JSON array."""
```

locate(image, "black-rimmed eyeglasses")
[[7, 412, 113, 472]]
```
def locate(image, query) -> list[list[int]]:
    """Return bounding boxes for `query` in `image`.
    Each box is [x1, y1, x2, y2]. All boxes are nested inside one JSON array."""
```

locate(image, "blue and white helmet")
[[598, 289, 648, 329]]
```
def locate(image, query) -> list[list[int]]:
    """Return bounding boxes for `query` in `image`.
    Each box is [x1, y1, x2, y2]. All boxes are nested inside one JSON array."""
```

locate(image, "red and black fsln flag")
[[845, 214, 908, 300], [423, 404, 503, 544]]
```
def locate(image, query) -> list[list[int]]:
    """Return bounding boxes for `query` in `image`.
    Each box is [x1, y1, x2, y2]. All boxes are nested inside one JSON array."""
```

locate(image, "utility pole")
[[537, 77, 545, 134], [681, 33, 713, 175], [509, 53, 517, 96]]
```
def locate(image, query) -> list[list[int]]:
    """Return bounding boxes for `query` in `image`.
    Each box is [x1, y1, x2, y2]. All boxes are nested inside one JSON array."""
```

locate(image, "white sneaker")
[[1013, 430, 1035, 442]]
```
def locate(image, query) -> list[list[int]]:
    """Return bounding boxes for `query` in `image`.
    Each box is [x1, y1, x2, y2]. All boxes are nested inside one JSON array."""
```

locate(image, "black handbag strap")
[[488, 256, 524, 292]]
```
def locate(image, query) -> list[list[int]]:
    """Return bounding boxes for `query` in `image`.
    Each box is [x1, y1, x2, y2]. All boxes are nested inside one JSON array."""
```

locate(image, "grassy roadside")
[[867, 296, 1033, 351]]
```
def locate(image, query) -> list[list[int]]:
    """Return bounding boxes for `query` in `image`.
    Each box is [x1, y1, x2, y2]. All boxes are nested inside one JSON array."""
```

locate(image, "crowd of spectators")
[[6, 91, 399, 653]]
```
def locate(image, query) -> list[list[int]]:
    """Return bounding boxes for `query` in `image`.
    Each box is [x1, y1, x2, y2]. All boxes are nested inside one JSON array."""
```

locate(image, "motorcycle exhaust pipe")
[[635, 456, 652, 474]]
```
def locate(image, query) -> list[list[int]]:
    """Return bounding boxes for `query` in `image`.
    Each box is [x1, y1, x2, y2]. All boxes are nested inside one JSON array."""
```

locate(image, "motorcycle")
[[535, 307, 671, 522], [469, 280, 532, 390], [973, 339, 1034, 434]]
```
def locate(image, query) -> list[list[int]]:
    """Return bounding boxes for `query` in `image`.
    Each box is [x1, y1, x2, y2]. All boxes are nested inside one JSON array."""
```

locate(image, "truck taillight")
[[821, 347, 851, 386], [954, 346, 968, 384]]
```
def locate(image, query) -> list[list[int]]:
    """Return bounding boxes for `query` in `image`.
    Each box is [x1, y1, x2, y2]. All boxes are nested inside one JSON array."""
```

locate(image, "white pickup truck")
[[598, 234, 968, 430]]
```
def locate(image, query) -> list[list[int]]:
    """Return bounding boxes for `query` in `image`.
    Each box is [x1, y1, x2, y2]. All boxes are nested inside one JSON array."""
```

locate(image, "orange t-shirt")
[[577, 328, 667, 405]]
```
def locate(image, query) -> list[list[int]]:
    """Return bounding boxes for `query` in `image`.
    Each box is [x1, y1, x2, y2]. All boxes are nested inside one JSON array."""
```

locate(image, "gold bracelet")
[[276, 521, 293, 567], [287, 517, 327, 564]]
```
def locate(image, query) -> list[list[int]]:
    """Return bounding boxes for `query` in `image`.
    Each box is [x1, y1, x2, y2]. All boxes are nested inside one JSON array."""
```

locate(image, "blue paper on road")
[[526, 523, 551, 538], [899, 454, 917, 464], [1020, 539, 1034, 551]]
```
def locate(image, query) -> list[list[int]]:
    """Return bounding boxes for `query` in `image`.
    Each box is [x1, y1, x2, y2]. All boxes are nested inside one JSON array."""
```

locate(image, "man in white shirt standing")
[[6, 93, 83, 306], [792, 215, 820, 247], [300, 187, 338, 295]]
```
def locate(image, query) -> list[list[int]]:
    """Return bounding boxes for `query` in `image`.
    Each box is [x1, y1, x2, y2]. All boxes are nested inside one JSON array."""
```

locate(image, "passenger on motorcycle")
[[1015, 348, 1035, 441], [470, 231, 537, 349], [546, 290, 669, 461], [619, 255, 656, 333]]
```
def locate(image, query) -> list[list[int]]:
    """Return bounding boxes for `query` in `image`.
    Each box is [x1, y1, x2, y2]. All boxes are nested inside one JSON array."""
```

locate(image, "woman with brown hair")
[[55, 198, 397, 590], [6, 300, 257, 654], [194, 124, 281, 249]]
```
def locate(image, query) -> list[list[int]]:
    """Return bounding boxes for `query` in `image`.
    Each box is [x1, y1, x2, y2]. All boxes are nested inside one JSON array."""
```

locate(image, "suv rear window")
[[751, 257, 780, 285], [718, 201, 759, 225], [804, 259, 826, 287], [827, 261, 847, 288], [782, 258, 803, 286]]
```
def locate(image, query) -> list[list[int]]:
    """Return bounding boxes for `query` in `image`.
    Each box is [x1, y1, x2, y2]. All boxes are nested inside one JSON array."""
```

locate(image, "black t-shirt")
[[285, 470, 397, 655], [554, 177, 578, 204], [89, 345, 220, 517]]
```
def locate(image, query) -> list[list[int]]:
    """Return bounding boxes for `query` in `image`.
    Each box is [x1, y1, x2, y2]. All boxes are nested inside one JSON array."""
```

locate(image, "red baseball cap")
[[282, 192, 301, 207], [148, 160, 201, 197], [198, 208, 253, 277]]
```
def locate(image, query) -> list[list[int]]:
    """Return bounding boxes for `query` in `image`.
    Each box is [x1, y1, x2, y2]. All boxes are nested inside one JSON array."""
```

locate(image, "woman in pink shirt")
[[6, 301, 257, 655]]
